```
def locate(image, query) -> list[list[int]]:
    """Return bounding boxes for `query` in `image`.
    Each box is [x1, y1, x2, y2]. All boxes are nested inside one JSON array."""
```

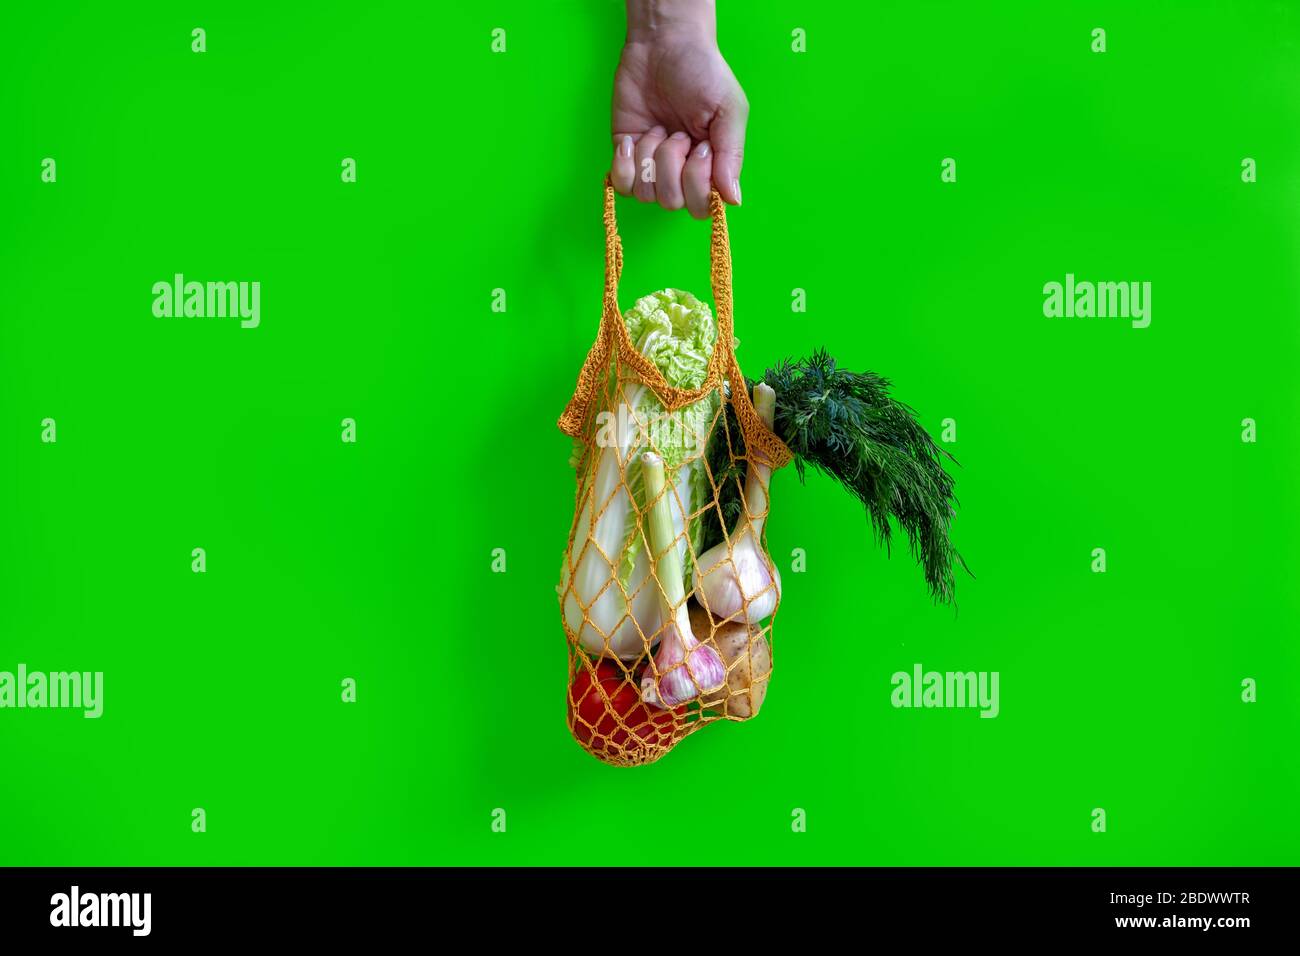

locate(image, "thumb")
[[708, 95, 748, 205]]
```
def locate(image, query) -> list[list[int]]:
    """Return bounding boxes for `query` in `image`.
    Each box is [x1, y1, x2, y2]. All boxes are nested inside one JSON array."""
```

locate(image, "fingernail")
[[649, 125, 665, 136], [733, 179, 742, 205], [671, 131, 688, 141], [695, 142, 710, 159], [621, 135, 633, 158]]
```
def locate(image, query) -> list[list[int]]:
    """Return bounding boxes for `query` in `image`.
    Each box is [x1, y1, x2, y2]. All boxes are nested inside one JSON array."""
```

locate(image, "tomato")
[[568, 659, 685, 765]]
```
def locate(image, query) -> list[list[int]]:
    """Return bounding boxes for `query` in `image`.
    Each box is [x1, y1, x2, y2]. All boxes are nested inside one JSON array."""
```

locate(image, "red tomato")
[[568, 659, 684, 765]]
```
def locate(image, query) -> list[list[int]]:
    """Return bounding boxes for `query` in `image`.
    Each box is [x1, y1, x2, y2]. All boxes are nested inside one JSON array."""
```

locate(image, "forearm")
[[624, 0, 716, 45]]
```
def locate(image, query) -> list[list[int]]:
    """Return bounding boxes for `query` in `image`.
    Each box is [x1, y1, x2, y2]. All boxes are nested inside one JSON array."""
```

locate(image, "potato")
[[690, 602, 772, 719]]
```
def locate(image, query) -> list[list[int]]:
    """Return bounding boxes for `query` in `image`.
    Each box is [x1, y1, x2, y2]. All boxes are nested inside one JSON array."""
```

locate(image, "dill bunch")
[[704, 349, 969, 605]]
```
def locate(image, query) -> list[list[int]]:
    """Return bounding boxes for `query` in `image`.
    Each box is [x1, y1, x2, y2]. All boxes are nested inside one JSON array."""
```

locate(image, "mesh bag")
[[558, 179, 793, 767]]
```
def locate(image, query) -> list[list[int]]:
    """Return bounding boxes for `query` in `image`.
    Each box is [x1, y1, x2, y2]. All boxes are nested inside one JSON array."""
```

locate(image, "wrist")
[[625, 0, 716, 45]]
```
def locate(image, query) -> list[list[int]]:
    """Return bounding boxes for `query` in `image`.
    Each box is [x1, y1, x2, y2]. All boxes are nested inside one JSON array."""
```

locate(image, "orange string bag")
[[557, 179, 793, 767]]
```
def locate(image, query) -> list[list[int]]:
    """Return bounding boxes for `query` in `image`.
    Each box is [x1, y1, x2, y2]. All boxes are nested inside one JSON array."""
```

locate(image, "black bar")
[[0, 867, 1287, 942]]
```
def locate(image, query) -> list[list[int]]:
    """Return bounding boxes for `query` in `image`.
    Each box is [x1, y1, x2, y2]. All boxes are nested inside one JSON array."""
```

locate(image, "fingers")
[[652, 132, 692, 210], [633, 126, 666, 203], [707, 94, 748, 205], [683, 141, 713, 219], [610, 133, 635, 195], [613, 126, 722, 216]]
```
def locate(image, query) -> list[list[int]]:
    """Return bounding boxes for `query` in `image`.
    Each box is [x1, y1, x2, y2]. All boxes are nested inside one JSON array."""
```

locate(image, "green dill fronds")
[[704, 349, 969, 605]]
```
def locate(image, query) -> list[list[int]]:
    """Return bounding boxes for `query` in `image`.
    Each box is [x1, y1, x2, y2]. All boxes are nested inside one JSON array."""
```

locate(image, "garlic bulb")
[[692, 382, 781, 623], [638, 452, 726, 708]]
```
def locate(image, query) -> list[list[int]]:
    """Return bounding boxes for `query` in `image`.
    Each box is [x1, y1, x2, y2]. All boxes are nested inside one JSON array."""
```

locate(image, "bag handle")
[[558, 176, 791, 470]]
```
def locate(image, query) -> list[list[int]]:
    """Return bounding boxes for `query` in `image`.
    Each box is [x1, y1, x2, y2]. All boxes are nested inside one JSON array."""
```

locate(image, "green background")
[[2, 1, 1297, 865]]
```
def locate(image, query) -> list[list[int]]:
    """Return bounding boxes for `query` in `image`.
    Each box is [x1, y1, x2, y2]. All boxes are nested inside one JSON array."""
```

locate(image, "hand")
[[610, 1, 747, 218]]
